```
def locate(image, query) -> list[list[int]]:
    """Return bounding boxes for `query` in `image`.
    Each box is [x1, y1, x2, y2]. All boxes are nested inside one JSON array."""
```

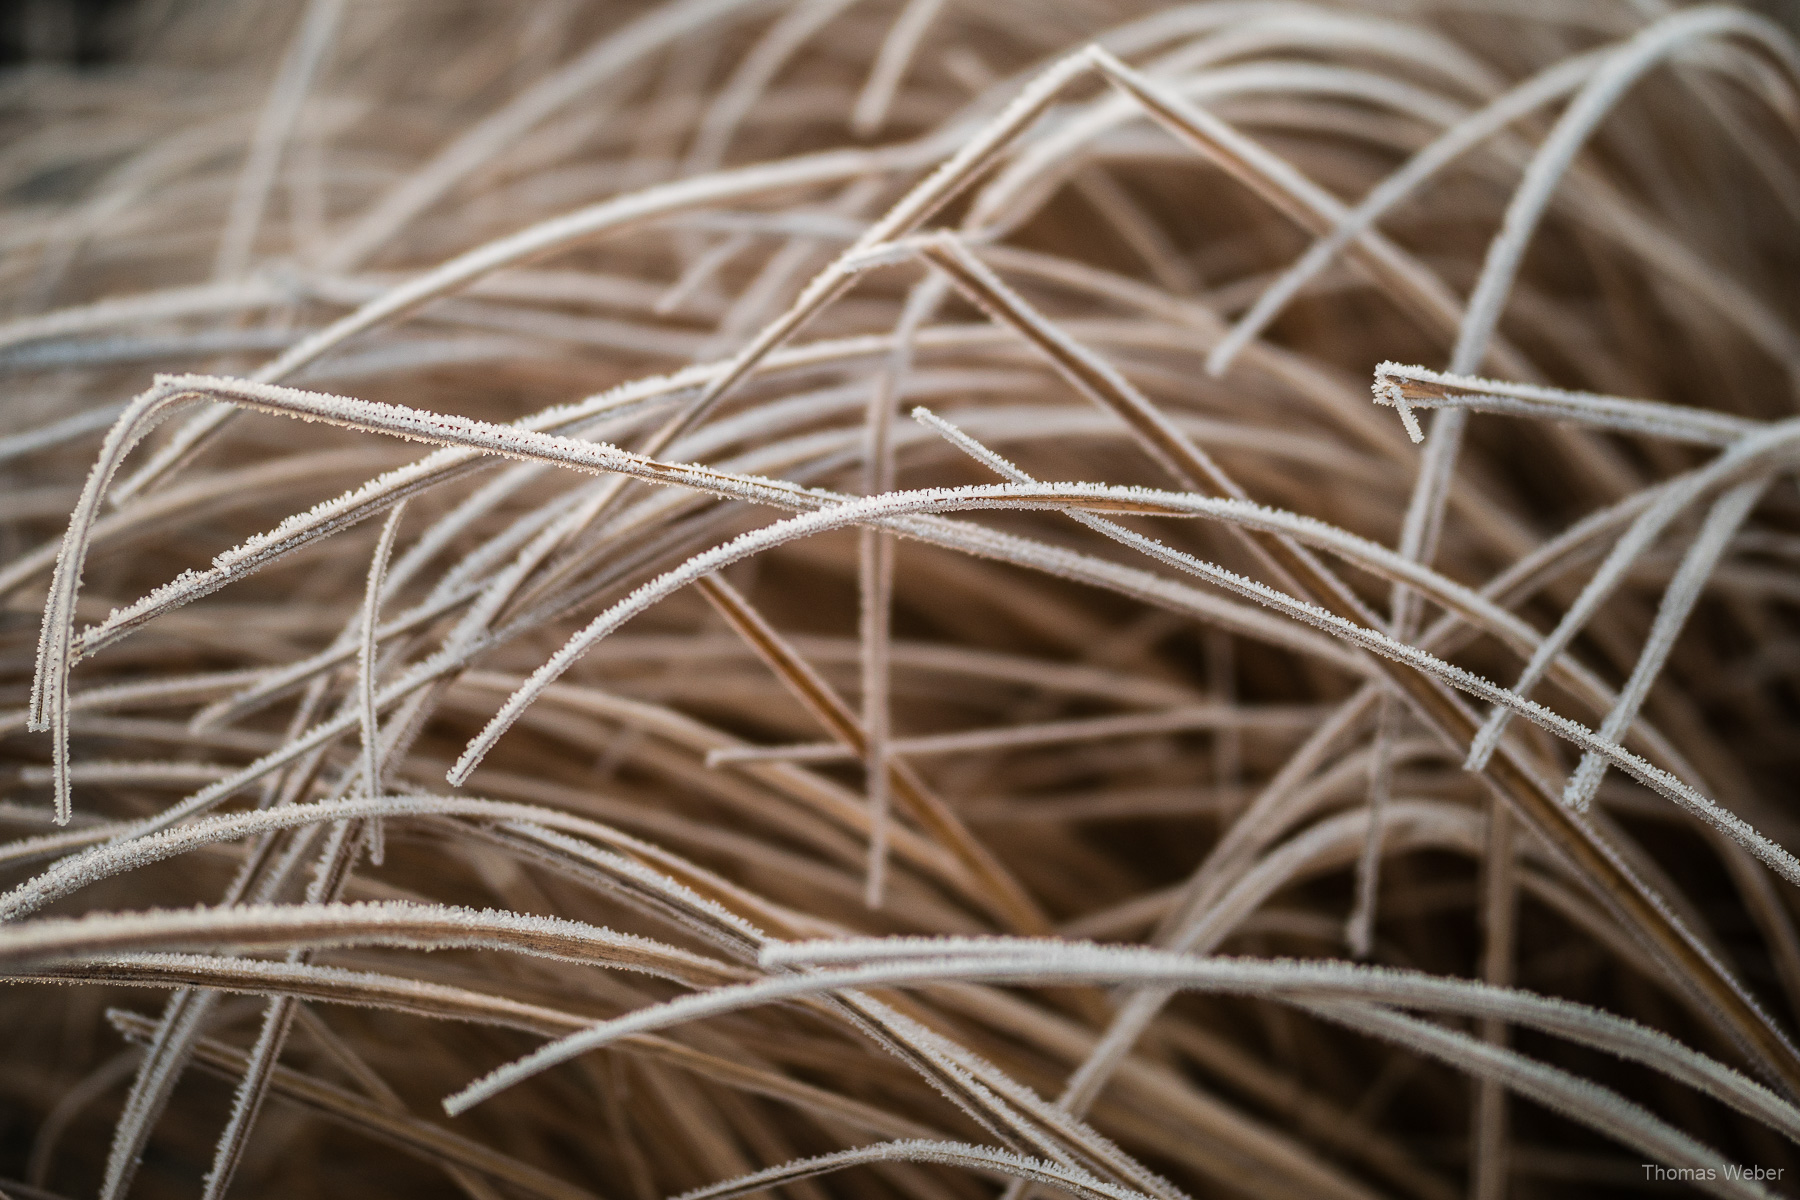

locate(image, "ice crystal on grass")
[[3, 3, 1799, 1199]]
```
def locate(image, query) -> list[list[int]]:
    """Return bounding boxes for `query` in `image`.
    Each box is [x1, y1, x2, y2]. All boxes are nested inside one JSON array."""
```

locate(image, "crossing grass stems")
[[2, 2, 1800, 1199]]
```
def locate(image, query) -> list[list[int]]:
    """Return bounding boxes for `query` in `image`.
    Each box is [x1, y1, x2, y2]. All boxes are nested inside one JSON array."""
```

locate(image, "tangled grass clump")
[[3, 1, 1800, 1197]]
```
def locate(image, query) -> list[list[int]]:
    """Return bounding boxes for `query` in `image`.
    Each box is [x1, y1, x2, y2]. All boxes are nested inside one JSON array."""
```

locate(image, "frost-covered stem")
[[357, 500, 407, 864], [1561, 478, 1771, 810]]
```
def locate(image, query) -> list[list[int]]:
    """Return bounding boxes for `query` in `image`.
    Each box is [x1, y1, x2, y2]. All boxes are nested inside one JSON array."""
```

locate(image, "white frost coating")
[[31, 368, 827, 821], [442, 950, 1800, 1148], [112, 130, 937, 503], [1561, 479, 1770, 810], [28, 486, 1377, 858], [12, 10, 1800, 1194], [22, 952, 583, 1033], [912, 404, 1793, 1124], [1302, 1001, 1771, 1200], [1374, 361, 1764, 447], [30, 383, 215, 823], [0, 793, 774, 938], [356, 500, 406, 865], [0, 899, 742, 984], [455, 464, 1459, 786], [905, 408, 1800, 886], [1466, 418, 1800, 772], [729, 939, 1800, 1140]]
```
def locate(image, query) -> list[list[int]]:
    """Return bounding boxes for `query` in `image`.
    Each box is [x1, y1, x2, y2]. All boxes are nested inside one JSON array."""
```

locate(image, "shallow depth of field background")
[[3, 3, 1800, 1200]]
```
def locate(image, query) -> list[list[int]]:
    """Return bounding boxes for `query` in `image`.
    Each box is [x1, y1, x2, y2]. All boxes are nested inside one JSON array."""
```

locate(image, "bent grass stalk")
[[4, 4, 1799, 1200]]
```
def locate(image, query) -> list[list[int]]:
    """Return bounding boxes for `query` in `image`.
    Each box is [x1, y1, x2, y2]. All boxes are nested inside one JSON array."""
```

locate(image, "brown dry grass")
[[2, 2, 1800, 1199]]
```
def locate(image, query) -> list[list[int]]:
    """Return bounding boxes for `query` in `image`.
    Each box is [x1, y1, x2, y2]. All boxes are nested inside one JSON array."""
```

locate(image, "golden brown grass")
[[2, 2, 1800, 1198]]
